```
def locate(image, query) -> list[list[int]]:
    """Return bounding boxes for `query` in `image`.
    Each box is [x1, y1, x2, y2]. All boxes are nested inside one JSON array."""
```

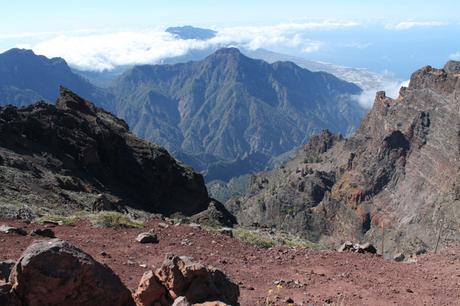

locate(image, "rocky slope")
[[0, 87, 214, 217], [227, 61, 460, 254], [112, 48, 365, 180]]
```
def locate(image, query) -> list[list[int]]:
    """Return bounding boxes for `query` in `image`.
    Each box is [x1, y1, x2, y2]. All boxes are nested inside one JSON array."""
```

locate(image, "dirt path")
[[1, 219, 459, 305]]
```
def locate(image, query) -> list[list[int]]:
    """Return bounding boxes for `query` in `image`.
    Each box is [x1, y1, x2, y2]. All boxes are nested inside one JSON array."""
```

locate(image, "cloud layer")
[[385, 21, 446, 30], [28, 21, 359, 71], [355, 79, 409, 108], [450, 51, 460, 60]]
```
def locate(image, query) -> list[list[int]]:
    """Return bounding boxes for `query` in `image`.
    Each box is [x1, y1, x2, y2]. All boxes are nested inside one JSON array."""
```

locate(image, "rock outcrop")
[[0, 87, 215, 217], [134, 254, 240, 306], [228, 61, 460, 254], [8, 239, 134, 306]]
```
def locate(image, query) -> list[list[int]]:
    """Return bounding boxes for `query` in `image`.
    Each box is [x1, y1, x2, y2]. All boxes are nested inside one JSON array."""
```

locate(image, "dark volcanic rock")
[[0, 283, 21, 306], [31, 228, 56, 238], [190, 201, 237, 227], [229, 61, 460, 254], [0, 87, 214, 216], [9, 239, 134, 306], [0, 260, 15, 282]]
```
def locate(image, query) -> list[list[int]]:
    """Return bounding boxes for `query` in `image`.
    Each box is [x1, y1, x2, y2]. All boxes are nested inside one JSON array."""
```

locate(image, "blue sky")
[[1, 1, 459, 79], [2, 0, 459, 31]]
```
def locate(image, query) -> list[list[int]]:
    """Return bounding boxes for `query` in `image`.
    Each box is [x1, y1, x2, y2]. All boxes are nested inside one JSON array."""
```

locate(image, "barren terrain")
[[1, 219, 459, 306]]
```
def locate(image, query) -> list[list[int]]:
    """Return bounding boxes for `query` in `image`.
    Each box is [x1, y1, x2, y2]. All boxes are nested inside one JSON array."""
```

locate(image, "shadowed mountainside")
[[0, 87, 214, 217]]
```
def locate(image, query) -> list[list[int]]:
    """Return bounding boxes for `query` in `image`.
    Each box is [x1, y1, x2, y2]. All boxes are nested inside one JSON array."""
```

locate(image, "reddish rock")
[[9, 239, 134, 306], [133, 270, 167, 306], [155, 255, 239, 305]]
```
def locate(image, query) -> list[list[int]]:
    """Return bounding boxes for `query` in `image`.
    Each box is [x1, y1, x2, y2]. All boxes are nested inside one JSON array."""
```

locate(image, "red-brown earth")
[[1, 219, 459, 306]]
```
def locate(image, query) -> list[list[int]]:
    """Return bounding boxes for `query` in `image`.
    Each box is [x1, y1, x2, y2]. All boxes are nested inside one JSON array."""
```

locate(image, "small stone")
[[136, 232, 159, 244], [337, 241, 354, 252], [158, 222, 169, 229], [31, 228, 55, 238], [0, 225, 27, 236], [218, 228, 233, 237], [188, 223, 201, 230], [172, 296, 191, 306], [356, 243, 377, 254], [286, 297, 294, 303], [393, 253, 405, 262], [415, 248, 427, 256]]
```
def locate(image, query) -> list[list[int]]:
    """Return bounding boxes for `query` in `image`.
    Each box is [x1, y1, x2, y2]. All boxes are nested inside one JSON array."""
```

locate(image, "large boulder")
[[9, 239, 134, 306], [155, 255, 239, 305]]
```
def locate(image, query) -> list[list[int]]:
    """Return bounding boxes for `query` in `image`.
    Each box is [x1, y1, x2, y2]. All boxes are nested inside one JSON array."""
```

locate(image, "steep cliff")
[[228, 61, 460, 254], [0, 87, 212, 217]]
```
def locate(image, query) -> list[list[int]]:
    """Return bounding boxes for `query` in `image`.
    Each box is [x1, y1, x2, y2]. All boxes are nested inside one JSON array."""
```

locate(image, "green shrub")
[[90, 212, 144, 229], [36, 214, 80, 226], [233, 228, 276, 248]]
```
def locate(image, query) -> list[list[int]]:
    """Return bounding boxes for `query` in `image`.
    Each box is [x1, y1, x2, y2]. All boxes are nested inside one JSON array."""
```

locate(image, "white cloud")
[[385, 21, 447, 30], [302, 41, 323, 53], [449, 51, 460, 60], [33, 31, 212, 71], [354, 79, 410, 108], [29, 21, 359, 71]]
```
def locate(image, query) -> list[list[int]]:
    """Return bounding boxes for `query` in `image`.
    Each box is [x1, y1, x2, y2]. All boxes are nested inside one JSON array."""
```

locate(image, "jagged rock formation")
[[227, 61, 460, 254], [112, 48, 364, 180], [0, 87, 213, 216]]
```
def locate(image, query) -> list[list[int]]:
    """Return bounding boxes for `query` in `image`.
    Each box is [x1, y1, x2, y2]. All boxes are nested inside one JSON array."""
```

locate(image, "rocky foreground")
[[1, 219, 459, 306]]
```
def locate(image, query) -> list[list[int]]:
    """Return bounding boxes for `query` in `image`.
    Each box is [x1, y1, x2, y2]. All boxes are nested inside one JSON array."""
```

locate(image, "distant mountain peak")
[[3, 48, 35, 56], [213, 47, 242, 55], [205, 48, 247, 64], [165, 25, 217, 40]]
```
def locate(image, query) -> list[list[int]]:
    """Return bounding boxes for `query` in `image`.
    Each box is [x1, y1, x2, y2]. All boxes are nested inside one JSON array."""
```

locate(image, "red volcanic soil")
[[1, 219, 459, 306]]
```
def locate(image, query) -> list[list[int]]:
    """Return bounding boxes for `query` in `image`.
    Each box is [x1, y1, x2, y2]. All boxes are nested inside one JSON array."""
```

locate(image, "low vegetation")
[[36, 214, 80, 226], [89, 211, 144, 229], [35, 211, 145, 229], [233, 228, 321, 249]]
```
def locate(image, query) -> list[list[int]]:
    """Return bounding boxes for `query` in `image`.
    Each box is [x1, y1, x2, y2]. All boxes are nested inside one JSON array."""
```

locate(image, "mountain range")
[[111, 48, 365, 180], [0, 48, 111, 109], [226, 61, 460, 254], [0, 47, 365, 181]]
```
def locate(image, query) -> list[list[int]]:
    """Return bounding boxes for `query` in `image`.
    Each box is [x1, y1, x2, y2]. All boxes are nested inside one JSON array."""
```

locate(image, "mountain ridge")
[[226, 61, 460, 254], [0, 87, 215, 217]]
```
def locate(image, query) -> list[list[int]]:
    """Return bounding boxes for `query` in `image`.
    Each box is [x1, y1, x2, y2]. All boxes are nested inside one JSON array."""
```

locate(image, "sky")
[[1, 1, 459, 80]]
